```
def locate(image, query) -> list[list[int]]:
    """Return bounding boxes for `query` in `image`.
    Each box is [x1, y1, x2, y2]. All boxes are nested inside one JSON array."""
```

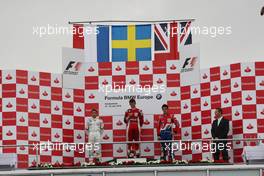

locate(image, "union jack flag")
[[154, 22, 179, 61], [179, 21, 192, 46]]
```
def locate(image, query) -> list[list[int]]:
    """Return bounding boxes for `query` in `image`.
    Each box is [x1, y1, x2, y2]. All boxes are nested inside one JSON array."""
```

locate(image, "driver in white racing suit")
[[86, 109, 104, 163]]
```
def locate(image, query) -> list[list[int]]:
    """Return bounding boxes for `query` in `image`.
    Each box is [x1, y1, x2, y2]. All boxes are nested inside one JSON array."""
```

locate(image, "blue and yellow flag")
[[111, 25, 152, 62]]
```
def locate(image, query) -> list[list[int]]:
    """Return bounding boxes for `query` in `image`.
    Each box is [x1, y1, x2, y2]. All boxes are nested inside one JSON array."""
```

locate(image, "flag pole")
[[68, 19, 195, 24]]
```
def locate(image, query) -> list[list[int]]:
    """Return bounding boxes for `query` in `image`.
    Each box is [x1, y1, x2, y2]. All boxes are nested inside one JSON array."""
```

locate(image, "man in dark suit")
[[211, 108, 229, 162]]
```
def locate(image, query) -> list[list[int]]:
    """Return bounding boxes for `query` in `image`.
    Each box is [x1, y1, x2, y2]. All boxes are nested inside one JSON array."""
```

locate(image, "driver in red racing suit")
[[124, 98, 144, 158]]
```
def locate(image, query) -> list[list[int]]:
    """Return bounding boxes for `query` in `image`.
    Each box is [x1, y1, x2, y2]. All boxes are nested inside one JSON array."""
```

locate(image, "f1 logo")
[[65, 61, 82, 72], [182, 57, 197, 69]]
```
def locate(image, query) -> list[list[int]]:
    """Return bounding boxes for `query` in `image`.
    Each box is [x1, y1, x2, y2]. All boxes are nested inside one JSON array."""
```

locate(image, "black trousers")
[[213, 140, 229, 161]]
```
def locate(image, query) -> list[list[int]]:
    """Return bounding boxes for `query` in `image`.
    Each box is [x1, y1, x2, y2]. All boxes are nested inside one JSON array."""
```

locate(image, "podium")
[[0, 153, 16, 170]]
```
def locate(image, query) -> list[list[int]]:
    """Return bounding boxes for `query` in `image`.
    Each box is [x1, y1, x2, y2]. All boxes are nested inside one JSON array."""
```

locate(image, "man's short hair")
[[162, 104, 168, 109], [216, 108, 222, 114], [129, 98, 136, 104], [91, 108, 98, 113]]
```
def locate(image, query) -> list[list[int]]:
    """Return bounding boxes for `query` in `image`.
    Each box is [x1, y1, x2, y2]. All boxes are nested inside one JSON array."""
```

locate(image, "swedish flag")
[[112, 25, 152, 61]]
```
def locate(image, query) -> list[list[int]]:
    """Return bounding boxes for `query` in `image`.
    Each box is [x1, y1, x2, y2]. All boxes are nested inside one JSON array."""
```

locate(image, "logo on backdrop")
[[156, 94, 162, 100], [64, 61, 82, 75], [181, 57, 197, 73]]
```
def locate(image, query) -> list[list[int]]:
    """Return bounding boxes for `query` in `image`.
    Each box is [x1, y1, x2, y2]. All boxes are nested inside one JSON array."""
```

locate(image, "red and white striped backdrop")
[[0, 60, 264, 168]]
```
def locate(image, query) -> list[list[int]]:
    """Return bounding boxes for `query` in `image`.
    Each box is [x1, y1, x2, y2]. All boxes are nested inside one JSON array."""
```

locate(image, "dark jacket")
[[211, 117, 229, 139]]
